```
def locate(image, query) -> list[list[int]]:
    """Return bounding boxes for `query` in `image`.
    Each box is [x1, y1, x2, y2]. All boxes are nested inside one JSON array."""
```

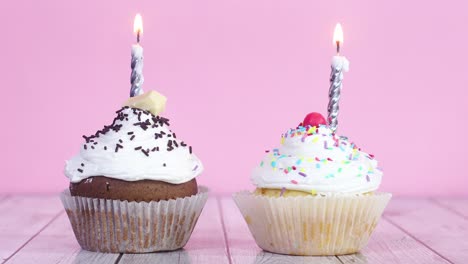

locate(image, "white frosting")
[[64, 107, 203, 184], [251, 125, 382, 195]]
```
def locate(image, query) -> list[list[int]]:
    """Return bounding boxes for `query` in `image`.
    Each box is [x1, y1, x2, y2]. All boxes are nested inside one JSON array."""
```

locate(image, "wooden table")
[[0, 194, 467, 264]]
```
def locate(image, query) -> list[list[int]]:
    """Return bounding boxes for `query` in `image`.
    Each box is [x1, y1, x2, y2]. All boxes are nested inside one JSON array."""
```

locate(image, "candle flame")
[[333, 23, 344, 46], [133, 14, 143, 36]]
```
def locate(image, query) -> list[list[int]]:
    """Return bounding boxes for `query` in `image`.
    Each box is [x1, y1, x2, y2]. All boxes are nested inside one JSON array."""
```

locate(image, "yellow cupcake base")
[[254, 188, 374, 197]]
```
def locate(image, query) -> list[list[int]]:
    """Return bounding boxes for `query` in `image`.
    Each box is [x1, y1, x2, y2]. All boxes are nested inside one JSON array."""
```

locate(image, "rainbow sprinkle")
[[280, 187, 286, 197]]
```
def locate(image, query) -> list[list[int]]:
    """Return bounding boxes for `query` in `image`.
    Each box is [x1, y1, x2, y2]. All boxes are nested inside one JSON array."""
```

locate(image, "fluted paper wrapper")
[[60, 187, 208, 253], [233, 191, 391, 256]]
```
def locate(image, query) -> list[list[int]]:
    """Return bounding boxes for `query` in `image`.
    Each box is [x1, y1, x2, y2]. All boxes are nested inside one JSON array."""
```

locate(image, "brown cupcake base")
[[70, 176, 198, 202]]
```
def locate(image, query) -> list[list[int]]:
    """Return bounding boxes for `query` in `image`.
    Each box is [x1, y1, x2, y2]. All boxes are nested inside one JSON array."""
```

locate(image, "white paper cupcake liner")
[[60, 186, 208, 253], [233, 191, 391, 256]]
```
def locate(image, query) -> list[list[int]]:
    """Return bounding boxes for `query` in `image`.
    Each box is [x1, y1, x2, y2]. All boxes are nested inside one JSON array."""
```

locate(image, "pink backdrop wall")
[[1, 0, 467, 196]]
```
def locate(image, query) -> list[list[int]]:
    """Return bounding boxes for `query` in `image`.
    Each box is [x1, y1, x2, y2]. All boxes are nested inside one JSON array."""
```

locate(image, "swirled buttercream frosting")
[[65, 107, 203, 183], [251, 125, 382, 195]]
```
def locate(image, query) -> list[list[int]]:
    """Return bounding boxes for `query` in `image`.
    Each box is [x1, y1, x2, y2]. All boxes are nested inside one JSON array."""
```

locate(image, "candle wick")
[[336, 41, 340, 55], [137, 31, 140, 43]]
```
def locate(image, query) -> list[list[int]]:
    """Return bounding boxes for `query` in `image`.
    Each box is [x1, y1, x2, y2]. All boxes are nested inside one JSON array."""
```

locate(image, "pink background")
[[1, 0, 467, 196]]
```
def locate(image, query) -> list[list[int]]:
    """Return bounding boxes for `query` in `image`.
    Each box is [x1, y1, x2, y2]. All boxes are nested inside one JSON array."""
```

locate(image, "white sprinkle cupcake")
[[233, 112, 391, 256]]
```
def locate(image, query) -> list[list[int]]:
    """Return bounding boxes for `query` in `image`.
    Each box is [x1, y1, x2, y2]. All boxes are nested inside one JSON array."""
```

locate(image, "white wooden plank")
[[0, 195, 63, 263], [434, 198, 468, 219], [5, 212, 119, 264], [119, 252, 179, 264], [384, 198, 468, 264], [120, 196, 229, 264], [220, 197, 340, 264], [338, 219, 449, 264]]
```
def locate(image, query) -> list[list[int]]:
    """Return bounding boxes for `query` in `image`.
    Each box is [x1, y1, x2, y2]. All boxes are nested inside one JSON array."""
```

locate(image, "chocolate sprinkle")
[[81, 163, 84, 167], [77, 168, 83, 173], [115, 144, 123, 152], [141, 149, 149, 156], [130, 135, 135, 141], [134, 146, 142, 150], [189, 146, 192, 154]]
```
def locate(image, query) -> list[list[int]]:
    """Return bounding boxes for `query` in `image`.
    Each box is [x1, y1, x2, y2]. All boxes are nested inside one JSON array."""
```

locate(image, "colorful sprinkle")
[[338, 168, 342, 173], [366, 175, 371, 182], [291, 180, 298, 184], [311, 189, 317, 195], [296, 159, 302, 165], [299, 172, 307, 177], [316, 163, 321, 169], [271, 161, 277, 167], [280, 187, 286, 197]]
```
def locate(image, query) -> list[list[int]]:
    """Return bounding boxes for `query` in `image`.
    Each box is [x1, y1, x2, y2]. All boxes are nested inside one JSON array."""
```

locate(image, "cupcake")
[[61, 91, 208, 253], [233, 112, 391, 256]]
